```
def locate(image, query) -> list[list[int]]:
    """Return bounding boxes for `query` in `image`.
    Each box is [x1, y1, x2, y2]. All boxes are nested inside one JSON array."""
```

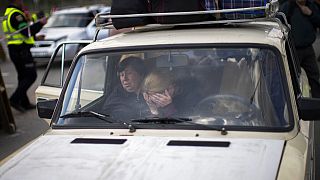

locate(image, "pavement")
[[0, 59, 49, 161]]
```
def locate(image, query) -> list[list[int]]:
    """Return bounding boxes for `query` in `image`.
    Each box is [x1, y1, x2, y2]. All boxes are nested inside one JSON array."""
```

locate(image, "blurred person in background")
[[314, 0, 320, 9], [23, 8, 46, 40], [315, 0, 320, 62], [280, 0, 320, 97], [23, 7, 45, 25], [2, 0, 47, 112]]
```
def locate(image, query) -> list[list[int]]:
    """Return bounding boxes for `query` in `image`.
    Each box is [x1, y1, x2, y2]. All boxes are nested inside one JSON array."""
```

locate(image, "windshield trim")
[[51, 43, 294, 132], [52, 123, 292, 132]]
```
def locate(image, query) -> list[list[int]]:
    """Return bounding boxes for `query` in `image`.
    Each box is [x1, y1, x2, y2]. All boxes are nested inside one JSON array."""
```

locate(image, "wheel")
[[195, 94, 261, 126]]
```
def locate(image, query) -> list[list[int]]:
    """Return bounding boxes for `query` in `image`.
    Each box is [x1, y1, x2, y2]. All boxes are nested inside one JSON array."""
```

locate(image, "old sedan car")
[[1, 1, 320, 180], [30, 5, 110, 63]]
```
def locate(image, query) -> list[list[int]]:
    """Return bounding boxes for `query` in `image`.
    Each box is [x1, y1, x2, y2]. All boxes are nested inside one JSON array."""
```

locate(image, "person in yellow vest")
[[2, 0, 47, 112]]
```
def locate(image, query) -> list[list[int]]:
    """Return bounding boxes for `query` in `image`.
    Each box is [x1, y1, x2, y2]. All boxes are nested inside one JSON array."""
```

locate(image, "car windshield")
[[45, 13, 94, 28], [57, 47, 291, 130]]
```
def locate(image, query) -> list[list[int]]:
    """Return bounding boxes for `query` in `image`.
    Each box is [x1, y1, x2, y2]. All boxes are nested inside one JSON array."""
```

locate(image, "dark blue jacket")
[[280, 0, 320, 48], [102, 85, 149, 121]]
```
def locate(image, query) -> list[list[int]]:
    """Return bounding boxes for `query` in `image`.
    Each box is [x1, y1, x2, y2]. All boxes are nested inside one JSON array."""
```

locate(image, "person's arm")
[[10, 11, 28, 37], [308, 3, 320, 27], [29, 20, 45, 36], [10, 11, 45, 37]]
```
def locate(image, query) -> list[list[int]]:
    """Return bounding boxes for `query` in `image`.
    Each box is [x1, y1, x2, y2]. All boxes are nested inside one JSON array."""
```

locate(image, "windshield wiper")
[[60, 111, 113, 123], [131, 117, 192, 123], [60, 111, 137, 132], [131, 117, 228, 135]]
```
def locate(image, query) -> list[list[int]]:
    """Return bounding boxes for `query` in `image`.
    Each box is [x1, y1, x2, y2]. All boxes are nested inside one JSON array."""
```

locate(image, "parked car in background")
[[1, 1, 320, 180], [31, 5, 110, 63]]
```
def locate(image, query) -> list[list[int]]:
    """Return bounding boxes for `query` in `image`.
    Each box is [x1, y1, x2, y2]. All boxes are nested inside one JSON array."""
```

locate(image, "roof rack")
[[95, 0, 279, 27], [92, 0, 289, 41]]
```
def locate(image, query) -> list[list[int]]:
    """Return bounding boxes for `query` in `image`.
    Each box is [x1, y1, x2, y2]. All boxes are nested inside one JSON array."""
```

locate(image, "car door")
[[285, 35, 320, 180], [35, 41, 91, 103]]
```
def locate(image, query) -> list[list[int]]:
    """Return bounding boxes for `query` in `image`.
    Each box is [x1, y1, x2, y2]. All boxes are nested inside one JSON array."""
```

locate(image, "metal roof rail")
[[95, 0, 279, 28], [92, 0, 283, 41]]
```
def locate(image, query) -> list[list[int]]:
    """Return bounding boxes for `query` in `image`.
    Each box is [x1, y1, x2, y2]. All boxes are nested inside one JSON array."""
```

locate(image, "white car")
[[1, 1, 320, 180], [30, 5, 110, 62]]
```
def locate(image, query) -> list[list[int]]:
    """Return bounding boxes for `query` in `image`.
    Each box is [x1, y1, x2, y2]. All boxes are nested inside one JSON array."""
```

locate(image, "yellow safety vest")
[[32, 13, 37, 22], [2, 7, 35, 45]]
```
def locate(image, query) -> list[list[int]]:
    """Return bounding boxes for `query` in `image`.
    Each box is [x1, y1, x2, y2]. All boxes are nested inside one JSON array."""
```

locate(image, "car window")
[[57, 47, 291, 130], [41, 41, 91, 88], [42, 59, 70, 87], [45, 13, 94, 28], [59, 54, 107, 118]]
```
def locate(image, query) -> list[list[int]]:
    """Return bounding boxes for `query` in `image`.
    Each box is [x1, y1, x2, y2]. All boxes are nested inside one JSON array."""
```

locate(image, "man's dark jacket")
[[280, 0, 320, 48], [102, 85, 149, 121]]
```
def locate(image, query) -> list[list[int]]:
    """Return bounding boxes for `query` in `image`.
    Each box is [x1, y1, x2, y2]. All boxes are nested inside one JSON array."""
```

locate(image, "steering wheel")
[[195, 94, 261, 125]]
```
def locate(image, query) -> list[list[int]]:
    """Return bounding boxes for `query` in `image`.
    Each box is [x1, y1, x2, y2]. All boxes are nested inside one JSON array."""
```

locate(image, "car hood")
[[39, 27, 85, 41], [0, 135, 284, 180]]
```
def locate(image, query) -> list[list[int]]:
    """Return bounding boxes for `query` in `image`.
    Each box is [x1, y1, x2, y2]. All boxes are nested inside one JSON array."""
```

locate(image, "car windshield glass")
[[58, 47, 290, 130], [45, 13, 94, 28]]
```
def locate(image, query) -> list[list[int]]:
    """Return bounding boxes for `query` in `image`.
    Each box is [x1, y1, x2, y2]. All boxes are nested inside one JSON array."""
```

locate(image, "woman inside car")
[[142, 70, 201, 117]]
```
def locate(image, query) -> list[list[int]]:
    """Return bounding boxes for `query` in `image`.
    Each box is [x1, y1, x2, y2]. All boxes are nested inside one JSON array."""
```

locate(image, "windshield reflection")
[[58, 48, 290, 129]]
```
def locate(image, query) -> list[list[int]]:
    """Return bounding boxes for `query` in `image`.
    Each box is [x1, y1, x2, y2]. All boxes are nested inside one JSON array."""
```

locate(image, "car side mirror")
[[37, 99, 58, 119], [297, 97, 320, 120]]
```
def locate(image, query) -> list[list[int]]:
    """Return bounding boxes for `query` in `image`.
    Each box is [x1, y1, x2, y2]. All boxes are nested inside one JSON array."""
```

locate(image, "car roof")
[[83, 21, 286, 52]]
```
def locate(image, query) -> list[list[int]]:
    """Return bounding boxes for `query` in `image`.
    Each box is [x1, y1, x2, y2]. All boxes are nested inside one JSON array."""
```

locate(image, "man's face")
[[119, 66, 142, 93]]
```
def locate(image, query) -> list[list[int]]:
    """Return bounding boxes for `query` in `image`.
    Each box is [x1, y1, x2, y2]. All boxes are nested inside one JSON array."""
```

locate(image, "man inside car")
[[102, 56, 149, 120]]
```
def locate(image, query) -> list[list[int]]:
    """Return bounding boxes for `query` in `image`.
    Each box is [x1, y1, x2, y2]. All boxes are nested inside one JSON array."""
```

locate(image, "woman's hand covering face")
[[143, 90, 173, 115]]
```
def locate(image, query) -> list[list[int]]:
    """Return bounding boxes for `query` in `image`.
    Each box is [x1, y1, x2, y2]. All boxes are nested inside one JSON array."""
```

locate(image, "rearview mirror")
[[298, 97, 320, 120], [156, 54, 189, 68], [37, 99, 58, 119]]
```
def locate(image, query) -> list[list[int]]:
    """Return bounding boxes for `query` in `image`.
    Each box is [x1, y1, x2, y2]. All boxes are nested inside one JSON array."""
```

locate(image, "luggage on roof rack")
[[105, 0, 279, 30], [110, 0, 215, 29], [148, 0, 214, 24], [111, 0, 152, 29], [219, 0, 268, 19]]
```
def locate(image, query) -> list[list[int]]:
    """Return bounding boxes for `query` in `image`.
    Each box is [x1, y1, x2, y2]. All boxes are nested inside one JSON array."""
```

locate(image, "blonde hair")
[[120, 53, 144, 62], [142, 70, 175, 93]]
